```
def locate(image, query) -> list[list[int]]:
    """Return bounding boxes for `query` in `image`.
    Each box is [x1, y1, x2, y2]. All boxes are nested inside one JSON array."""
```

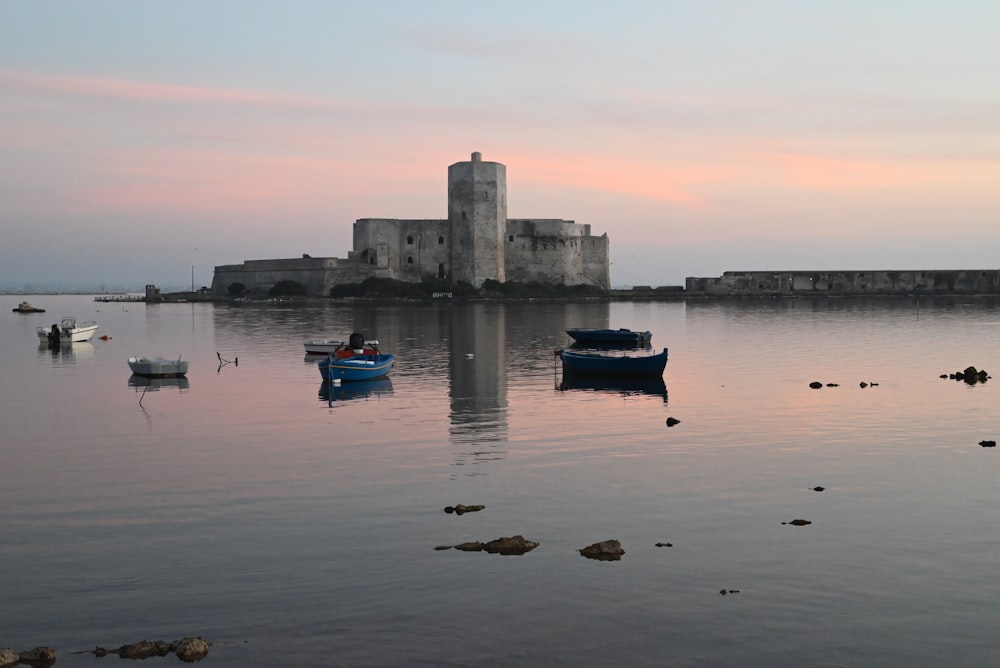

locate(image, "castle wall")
[[503, 220, 609, 288], [685, 270, 1000, 295], [353, 218, 449, 281], [211, 257, 382, 296]]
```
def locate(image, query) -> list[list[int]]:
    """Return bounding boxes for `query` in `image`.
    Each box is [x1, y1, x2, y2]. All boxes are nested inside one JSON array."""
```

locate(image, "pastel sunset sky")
[[2, 1, 999, 290]]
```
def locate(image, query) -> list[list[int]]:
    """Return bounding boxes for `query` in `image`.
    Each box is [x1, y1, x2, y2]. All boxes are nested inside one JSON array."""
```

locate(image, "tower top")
[[471, 151, 481, 162]]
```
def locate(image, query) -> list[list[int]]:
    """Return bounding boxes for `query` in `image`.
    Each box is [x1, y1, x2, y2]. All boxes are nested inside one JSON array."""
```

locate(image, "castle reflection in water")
[[211, 300, 665, 473]]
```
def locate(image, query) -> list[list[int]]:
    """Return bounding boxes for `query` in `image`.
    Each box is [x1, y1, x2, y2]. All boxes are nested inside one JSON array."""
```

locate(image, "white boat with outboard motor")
[[37, 317, 99, 344]]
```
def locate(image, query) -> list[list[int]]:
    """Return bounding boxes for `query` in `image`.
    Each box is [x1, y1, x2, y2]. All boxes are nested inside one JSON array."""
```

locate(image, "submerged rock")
[[783, 519, 812, 526], [483, 535, 539, 555], [18, 647, 56, 665], [453, 541, 485, 552], [116, 640, 171, 659], [579, 539, 625, 561], [951, 366, 989, 384], [444, 504, 485, 515], [0, 648, 19, 668], [172, 637, 210, 662], [809, 381, 823, 389], [666, 417, 680, 427]]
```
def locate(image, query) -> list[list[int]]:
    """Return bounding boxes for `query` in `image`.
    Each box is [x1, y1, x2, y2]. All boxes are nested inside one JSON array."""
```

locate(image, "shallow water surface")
[[3, 295, 1000, 666]]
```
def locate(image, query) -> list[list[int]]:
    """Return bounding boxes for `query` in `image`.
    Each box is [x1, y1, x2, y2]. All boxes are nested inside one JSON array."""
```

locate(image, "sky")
[[2, 1, 999, 291]]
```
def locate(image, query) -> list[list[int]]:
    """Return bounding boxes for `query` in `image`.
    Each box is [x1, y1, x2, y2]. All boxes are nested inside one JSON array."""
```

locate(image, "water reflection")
[[558, 373, 669, 403], [128, 375, 191, 392], [448, 304, 507, 444], [36, 340, 95, 363], [318, 378, 393, 404]]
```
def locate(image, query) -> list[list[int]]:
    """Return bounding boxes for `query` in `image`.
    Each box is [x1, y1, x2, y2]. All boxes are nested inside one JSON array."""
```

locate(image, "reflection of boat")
[[37, 317, 99, 343], [37, 340, 96, 359], [128, 375, 191, 392], [304, 333, 380, 357], [560, 373, 668, 402], [566, 328, 652, 346], [558, 348, 668, 377], [318, 353, 395, 381], [319, 377, 393, 403], [128, 355, 189, 378], [13, 301, 45, 313]]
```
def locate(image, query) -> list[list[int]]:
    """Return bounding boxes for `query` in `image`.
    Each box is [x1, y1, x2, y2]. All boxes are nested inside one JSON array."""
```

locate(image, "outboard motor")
[[48, 323, 61, 350], [349, 332, 365, 354]]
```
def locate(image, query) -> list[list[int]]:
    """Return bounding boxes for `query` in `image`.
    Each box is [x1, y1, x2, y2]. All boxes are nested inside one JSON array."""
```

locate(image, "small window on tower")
[[438, 236, 444, 244], [508, 235, 513, 242], [407, 256, 414, 264], [407, 236, 413, 245]]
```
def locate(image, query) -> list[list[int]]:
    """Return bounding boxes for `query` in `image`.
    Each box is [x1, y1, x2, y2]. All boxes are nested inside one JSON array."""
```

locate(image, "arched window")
[[438, 236, 444, 244], [406, 235, 413, 245], [407, 256, 414, 264], [438, 263, 446, 278]]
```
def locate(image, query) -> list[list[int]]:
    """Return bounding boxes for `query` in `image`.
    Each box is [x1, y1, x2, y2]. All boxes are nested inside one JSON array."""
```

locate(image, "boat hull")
[[566, 328, 652, 346], [37, 324, 99, 342], [559, 348, 668, 377], [318, 353, 395, 382], [127, 356, 189, 378]]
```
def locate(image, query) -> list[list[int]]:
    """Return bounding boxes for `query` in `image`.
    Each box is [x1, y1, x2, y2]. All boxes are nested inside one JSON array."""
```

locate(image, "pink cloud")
[[506, 152, 712, 210], [0, 68, 349, 111]]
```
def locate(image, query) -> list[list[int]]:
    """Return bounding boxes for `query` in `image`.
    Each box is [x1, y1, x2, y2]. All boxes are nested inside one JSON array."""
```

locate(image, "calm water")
[[4, 295, 1000, 666]]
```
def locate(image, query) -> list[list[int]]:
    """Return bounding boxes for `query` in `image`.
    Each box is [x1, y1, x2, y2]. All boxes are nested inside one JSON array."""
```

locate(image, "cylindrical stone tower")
[[448, 152, 506, 286]]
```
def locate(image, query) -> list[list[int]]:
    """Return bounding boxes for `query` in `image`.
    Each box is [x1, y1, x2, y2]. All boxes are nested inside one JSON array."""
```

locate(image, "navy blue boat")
[[318, 353, 395, 382], [566, 328, 652, 346], [559, 347, 668, 377]]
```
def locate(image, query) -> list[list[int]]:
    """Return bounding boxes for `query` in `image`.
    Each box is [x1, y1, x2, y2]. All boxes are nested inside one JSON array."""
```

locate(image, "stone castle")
[[211, 152, 610, 296]]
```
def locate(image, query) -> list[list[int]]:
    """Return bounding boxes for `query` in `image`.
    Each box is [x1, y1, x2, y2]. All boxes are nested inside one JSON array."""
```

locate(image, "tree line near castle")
[[226, 276, 608, 300]]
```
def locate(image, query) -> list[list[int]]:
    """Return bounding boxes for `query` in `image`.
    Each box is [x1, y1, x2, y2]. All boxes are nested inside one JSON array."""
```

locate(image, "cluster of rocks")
[[436, 502, 630, 560], [942, 365, 990, 384], [82, 637, 210, 662], [1, 638, 209, 667], [436, 535, 539, 555], [809, 381, 879, 389]]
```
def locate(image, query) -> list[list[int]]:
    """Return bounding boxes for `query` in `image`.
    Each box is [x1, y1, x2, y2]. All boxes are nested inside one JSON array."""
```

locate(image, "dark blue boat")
[[318, 352, 395, 382], [566, 328, 652, 346], [559, 347, 667, 377]]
